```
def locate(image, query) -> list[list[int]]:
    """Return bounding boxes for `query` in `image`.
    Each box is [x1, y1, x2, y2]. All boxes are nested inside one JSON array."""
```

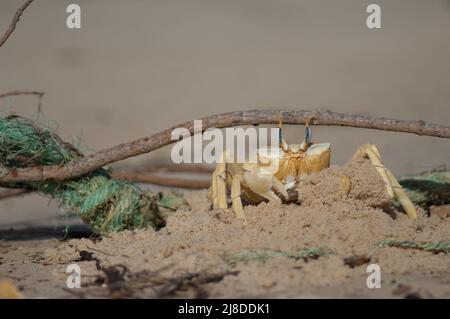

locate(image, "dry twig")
[[0, 110, 449, 184], [0, 188, 31, 200], [0, 90, 44, 99], [0, 0, 35, 48], [111, 170, 210, 189], [140, 163, 213, 174], [0, 166, 211, 200]]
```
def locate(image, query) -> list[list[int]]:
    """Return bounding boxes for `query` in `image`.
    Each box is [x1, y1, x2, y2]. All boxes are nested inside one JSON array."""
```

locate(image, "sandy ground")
[[0, 0, 449, 298], [1, 158, 449, 298]]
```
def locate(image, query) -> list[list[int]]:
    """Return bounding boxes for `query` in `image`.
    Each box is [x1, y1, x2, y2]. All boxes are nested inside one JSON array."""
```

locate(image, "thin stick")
[[0, 188, 31, 200], [0, 110, 449, 183], [111, 170, 210, 189], [0, 0, 35, 48], [0, 166, 211, 199], [0, 90, 45, 114], [0, 90, 44, 99], [140, 163, 213, 174]]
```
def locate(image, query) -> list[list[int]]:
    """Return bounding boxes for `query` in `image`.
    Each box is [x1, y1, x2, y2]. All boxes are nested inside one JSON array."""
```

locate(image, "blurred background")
[[0, 0, 449, 227]]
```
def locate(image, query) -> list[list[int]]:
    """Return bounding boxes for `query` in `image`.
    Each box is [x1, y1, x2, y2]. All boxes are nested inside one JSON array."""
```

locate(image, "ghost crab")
[[208, 118, 418, 223]]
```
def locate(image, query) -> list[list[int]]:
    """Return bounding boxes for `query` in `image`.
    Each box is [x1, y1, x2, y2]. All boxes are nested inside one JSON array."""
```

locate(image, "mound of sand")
[[297, 154, 392, 209], [32, 157, 450, 298]]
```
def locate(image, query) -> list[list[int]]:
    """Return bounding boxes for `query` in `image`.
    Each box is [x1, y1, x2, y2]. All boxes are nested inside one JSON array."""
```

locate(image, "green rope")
[[0, 115, 188, 234], [378, 239, 450, 254], [227, 240, 449, 265]]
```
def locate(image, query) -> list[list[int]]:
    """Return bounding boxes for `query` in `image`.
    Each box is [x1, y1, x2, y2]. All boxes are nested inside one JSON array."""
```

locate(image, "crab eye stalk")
[[278, 118, 289, 152], [299, 124, 313, 151], [305, 125, 312, 146]]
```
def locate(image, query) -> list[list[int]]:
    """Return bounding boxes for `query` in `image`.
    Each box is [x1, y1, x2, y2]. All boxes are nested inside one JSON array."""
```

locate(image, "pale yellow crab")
[[208, 120, 418, 223]]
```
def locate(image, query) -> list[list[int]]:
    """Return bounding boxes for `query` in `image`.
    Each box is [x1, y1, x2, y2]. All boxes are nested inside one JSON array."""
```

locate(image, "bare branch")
[[0, 188, 31, 200], [0, 110, 449, 184], [0, 164, 211, 200], [0, 0, 35, 49], [140, 163, 213, 174], [110, 170, 210, 189], [0, 90, 44, 99]]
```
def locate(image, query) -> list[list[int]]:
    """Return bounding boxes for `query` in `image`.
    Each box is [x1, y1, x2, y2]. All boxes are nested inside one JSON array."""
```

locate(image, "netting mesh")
[[0, 115, 181, 234]]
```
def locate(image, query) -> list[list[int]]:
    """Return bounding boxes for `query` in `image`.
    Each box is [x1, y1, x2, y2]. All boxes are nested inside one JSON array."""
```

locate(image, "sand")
[[1, 157, 449, 299]]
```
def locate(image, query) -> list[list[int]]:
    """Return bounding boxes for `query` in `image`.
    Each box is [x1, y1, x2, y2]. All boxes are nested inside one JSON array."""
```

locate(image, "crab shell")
[[224, 143, 331, 204]]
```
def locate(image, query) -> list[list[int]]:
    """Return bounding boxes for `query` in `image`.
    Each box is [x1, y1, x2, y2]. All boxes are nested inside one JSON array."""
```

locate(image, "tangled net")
[[0, 115, 188, 234]]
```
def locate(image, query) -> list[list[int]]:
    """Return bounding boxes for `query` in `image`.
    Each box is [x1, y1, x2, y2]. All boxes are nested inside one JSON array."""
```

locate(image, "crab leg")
[[272, 177, 289, 201], [211, 151, 228, 209], [243, 168, 283, 203], [214, 162, 228, 209], [210, 167, 218, 207], [353, 144, 418, 219], [231, 175, 248, 224]]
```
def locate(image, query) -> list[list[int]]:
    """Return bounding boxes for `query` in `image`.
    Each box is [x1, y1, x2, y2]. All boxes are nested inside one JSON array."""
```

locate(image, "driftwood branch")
[[0, 0, 35, 48], [0, 110, 449, 184], [0, 165, 212, 200], [139, 163, 214, 174], [0, 188, 31, 200], [110, 170, 210, 190]]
